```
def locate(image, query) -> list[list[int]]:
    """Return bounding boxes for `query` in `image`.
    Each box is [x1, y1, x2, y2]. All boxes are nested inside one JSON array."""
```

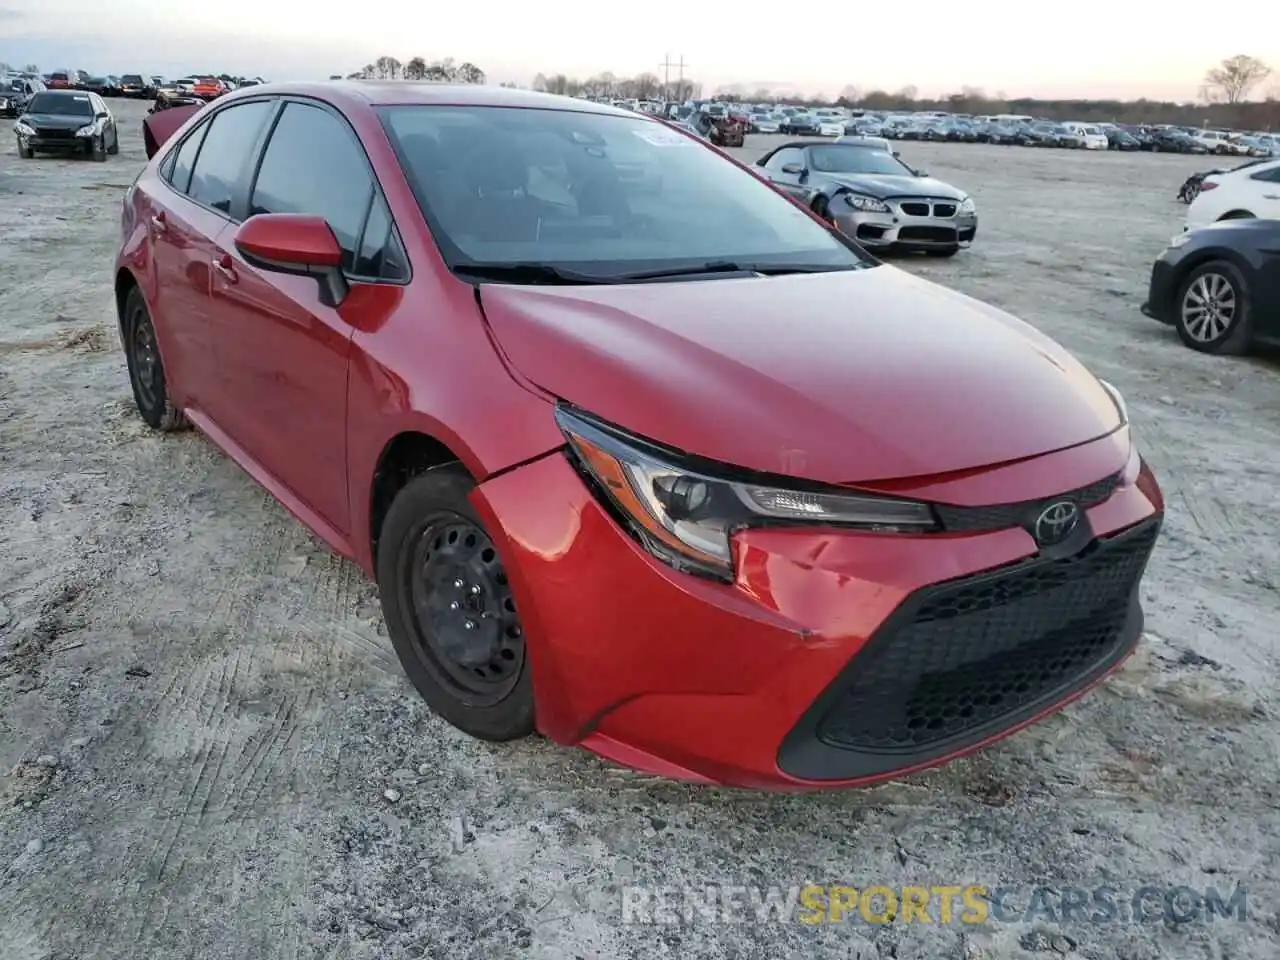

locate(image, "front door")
[[208, 99, 385, 533]]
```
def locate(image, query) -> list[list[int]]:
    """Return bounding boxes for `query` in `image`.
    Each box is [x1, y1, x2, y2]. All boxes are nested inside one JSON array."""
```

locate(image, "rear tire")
[[122, 286, 189, 430], [376, 466, 535, 742], [1174, 259, 1254, 355]]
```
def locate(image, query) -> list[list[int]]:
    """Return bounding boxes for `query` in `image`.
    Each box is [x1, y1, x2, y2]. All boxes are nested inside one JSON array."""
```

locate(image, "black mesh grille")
[[934, 473, 1120, 533], [900, 201, 930, 216], [35, 127, 76, 139], [934, 203, 958, 218], [815, 519, 1159, 753], [898, 225, 959, 243]]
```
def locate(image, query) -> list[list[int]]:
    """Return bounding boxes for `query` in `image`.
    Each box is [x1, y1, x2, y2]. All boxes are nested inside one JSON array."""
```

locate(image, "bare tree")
[[404, 57, 427, 80], [838, 85, 860, 104], [24, 63, 39, 73], [1202, 55, 1271, 104], [456, 62, 485, 84]]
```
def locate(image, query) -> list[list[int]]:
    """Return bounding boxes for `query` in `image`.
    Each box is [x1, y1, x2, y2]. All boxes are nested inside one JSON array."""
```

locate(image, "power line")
[[660, 54, 687, 99]]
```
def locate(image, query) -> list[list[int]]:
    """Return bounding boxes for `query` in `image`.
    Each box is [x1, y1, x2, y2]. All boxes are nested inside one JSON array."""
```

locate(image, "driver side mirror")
[[913, 168, 928, 177], [781, 162, 806, 177], [234, 213, 349, 308], [96, 111, 109, 119]]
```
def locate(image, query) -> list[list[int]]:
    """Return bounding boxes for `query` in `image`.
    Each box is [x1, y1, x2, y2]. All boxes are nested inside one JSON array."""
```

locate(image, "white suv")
[[1194, 130, 1248, 155], [1185, 158, 1280, 229]]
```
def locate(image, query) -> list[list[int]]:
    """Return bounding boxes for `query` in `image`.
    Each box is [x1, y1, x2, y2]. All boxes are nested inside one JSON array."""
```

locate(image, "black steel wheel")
[[377, 466, 535, 741], [122, 286, 188, 430]]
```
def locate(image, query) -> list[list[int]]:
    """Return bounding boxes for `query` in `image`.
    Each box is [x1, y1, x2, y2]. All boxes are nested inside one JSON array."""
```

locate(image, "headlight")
[[14, 120, 33, 136], [960, 197, 976, 213], [557, 407, 938, 580], [844, 193, 891, 214], [1097, 379, 1129, 425], [76, 123, 96, 136]]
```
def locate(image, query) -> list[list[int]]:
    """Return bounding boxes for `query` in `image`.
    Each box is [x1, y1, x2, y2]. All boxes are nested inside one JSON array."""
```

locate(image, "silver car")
[[756, 141, 978, 257]]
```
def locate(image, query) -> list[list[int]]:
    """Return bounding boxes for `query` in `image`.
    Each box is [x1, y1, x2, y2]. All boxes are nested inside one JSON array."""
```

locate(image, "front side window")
[[187, 99, 273, 215], [381, 105, 866, 278], [250, 102, 375, 272], [763, 147, 804, 171]]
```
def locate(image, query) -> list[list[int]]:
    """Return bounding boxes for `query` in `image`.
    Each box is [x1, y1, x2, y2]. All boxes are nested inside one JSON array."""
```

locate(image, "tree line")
[[528, 55, 1277, 130], [340, 56, 486, 84]]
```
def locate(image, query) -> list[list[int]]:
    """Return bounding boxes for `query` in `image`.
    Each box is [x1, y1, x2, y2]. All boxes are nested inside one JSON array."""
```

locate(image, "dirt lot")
[[1, 98, 1278, 960]]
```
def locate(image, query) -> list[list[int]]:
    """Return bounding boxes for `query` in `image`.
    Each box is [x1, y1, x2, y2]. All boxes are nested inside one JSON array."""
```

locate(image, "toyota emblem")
[[1034, 500, 1080, 545]]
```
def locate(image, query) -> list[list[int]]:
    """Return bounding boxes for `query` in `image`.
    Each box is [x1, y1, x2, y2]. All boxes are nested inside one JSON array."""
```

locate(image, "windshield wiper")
[[452, 262, 612, 285], [610, 261, 859, 282]]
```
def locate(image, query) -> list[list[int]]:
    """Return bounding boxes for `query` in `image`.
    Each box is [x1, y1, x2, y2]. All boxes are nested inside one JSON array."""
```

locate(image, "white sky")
[[2, 0, 1277, 101]]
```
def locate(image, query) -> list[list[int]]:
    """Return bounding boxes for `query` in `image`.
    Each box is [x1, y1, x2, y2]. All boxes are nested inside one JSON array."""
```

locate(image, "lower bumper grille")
[[778, 516, 1160, 780], [898, 225, 958, 244], [34, 128, 76, 140]]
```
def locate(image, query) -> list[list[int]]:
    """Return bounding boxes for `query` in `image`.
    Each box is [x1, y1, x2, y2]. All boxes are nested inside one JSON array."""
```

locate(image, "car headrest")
[[463, 149, 527, 196]]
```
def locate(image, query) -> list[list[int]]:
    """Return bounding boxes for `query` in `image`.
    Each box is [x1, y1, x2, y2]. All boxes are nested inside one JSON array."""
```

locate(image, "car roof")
[[217, 81, 636, 118]]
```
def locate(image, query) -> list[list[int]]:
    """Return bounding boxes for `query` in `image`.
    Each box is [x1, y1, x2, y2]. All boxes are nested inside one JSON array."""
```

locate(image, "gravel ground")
[[1, 101, 1278, 960]]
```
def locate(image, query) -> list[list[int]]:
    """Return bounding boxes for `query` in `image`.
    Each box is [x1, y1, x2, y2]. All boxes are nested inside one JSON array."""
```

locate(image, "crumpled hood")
[[480, 266, 1121, 484], [21, 113, 89, 130], [825, 172, 966, 201]]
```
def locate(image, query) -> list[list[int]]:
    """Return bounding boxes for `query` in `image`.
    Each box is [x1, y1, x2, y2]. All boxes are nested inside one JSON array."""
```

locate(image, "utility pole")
[[660, 54, 687, 101]]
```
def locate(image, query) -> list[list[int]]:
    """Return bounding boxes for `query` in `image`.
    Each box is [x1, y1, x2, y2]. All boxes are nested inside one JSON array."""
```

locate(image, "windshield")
[[808, 145, 912, 175], [381, 105, 866, 277], [26, 92, 92, 116]]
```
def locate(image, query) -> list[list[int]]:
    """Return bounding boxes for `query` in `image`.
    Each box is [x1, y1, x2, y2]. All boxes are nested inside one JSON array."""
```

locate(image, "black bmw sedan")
[[1142, 219, 1280, 354]]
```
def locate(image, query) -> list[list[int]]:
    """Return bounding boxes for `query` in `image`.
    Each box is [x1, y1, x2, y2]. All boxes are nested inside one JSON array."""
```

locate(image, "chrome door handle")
[[212, 254, 237, 283], [150, 212, 167, 232]]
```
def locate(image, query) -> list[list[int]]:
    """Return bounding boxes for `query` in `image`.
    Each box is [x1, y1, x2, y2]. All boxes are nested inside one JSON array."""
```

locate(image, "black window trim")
[[245, 95, 412, 286], [158, 95, 280, 225]]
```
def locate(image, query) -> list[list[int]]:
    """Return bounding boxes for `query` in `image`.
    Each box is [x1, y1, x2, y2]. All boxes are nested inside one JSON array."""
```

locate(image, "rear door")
[[207, 98, 409, 532], [1248, 163, 1280, 219], [144, 99, 275, 409]]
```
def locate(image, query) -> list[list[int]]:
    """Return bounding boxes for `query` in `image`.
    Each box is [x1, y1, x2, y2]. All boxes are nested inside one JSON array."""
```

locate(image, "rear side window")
[[249, 101, 374, 272], [187, 100, 273, 215], [1251, 165, 1280, 183], [165, 123, 208, 194]]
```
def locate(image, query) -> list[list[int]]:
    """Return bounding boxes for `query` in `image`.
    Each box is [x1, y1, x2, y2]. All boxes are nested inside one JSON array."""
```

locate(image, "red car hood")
[[479, 266, 1122, 484]]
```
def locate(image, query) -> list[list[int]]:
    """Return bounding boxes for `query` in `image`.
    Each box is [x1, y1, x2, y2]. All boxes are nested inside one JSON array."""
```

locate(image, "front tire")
[[91, 134, 106, 161], [122, 287, 189, 430], [1174, 260, 1254, 355], [107, 128, 119, 155], [17, 139, 33, 159], [376, 466, 535, 742]]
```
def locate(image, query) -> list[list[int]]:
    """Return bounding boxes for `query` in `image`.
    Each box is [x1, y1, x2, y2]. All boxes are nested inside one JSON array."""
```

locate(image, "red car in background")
[[116, 84, 1162, 790], [191, 77, 229, 100]]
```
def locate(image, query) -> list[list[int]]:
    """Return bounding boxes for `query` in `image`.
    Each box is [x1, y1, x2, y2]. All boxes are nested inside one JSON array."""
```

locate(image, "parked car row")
[[1, 69, 267, 106], [647, 100, 1280, 158]]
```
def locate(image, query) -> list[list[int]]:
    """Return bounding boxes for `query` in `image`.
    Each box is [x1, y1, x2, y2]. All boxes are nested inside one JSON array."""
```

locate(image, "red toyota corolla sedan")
[[114, 83, 1163, 790]]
